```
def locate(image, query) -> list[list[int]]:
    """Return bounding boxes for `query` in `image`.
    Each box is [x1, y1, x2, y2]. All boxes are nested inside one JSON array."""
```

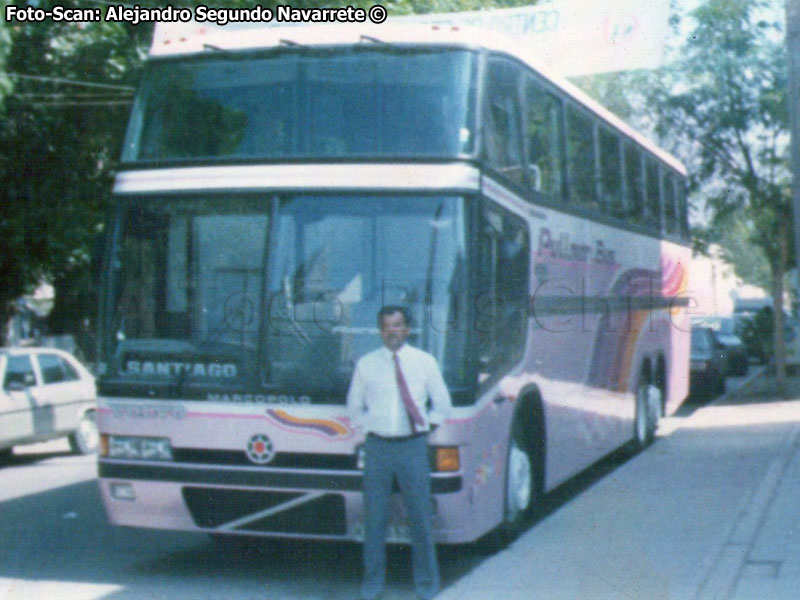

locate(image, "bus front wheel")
[[502, 416, 539, 536], [506, 437, 533, 525]]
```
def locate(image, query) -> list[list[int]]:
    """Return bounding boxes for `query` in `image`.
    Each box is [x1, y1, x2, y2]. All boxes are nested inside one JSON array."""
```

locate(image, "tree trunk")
[[773, 219, 789, 397]]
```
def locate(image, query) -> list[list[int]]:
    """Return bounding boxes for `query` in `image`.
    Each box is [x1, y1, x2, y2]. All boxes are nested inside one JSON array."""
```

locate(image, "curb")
[[709, 365, 768, 406], [697, 364, 800, 599]]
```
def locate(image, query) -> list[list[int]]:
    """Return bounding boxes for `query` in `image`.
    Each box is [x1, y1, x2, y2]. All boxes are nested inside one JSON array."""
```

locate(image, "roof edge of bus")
[[151, 20, 687, 177]]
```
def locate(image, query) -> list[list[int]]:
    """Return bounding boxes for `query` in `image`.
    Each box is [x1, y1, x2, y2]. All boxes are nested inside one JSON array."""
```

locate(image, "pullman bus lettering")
[[124, 361, 238, 378]]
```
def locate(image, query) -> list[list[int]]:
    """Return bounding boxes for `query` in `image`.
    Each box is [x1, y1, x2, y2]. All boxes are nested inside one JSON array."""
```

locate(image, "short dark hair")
[[377, 305, 412, 327]]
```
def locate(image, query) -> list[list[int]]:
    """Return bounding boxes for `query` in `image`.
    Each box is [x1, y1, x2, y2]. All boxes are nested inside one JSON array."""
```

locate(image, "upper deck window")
[[484, 58, 525, 187], [122, 47, 477, 163]]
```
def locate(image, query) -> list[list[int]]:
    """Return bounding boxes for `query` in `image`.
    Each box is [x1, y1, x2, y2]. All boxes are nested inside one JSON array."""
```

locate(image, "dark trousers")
[[361, 434, 440, 600]]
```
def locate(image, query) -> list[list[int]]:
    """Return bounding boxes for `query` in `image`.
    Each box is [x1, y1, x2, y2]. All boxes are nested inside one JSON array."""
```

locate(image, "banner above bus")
[[150, 0, 671, 77], [393, 0, 672, 77]]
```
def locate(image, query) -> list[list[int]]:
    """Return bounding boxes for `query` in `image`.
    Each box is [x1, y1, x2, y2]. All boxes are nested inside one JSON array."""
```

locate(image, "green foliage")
[[651, 0, 791, 277], [710, 214, 773, 290], [0, 2, 12, 105], [569, 70, 654, 131], [0, 0, 141, 344], [647, 0, 792, 387], [737, 308, 772, 363]]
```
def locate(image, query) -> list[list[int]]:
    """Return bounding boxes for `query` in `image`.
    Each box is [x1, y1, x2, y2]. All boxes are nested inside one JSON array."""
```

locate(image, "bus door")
[[472, 199, 531, 516]]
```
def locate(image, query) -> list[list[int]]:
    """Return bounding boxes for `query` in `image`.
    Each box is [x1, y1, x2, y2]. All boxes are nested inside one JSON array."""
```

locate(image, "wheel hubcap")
[[507, 441, 532, 520], [636, 386, 648, 442], [636, 384, 661, 444], [78, 415, 99, 451]]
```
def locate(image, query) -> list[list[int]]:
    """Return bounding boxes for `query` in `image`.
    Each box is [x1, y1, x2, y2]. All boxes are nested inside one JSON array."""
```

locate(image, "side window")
[[477, 202, 530, 385], [484, 58, 525, 187], [566, 104, 599, 212], [523, 75, 564, 199], [664, 170, 679, 236], [38, 354, 66, 385], [60, 357, 80, 382], [623, 141, 645, 226], [678, 177, 690, 239], [645, 156, 662, 232], [4, 355, 36, 389], [599, 126, 624, 218]]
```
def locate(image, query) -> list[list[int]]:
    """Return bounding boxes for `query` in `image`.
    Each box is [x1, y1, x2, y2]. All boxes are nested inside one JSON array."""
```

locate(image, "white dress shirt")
[[347, 344, 452, 437]]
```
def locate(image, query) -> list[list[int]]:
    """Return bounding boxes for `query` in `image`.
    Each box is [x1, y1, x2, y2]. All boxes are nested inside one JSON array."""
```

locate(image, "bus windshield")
[[102, 195, 473, 403], [122, 48, 477, 162]]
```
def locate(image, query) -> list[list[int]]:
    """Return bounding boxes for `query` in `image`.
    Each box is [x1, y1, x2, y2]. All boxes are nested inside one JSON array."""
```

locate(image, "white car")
[[0, 347, 98, 459]]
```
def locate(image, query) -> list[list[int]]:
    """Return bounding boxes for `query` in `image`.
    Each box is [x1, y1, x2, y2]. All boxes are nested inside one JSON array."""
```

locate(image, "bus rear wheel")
[[633, 380, 660, 450]]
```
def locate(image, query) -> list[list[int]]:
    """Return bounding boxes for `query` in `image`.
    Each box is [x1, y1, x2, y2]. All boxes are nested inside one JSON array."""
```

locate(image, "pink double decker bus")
[[97, 21, 690, 544]]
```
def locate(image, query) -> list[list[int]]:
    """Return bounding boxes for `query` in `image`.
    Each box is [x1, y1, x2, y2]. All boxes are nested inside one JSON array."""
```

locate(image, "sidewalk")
[[438, 370, 800, 600], [719, 373, 800, 600]]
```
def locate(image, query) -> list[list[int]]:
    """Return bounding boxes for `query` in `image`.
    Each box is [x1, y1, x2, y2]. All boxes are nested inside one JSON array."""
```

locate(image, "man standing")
[[347, 305, 453, 600]]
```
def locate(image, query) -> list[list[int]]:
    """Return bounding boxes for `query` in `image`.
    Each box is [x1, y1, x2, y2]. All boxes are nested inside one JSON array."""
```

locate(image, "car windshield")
[[693, 316, 736, 336], [122, 48, 477, 162], [691, 329, 712, 353], [101, 194, 472, 403], [716, 317, 736, 335]]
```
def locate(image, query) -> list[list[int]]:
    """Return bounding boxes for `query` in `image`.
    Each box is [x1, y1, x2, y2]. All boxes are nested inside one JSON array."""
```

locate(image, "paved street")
[[3, 368, 800, 599]]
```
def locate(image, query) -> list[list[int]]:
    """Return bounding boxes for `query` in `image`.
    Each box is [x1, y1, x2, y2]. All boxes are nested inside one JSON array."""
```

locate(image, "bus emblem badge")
[[246, 434, 275, 464]]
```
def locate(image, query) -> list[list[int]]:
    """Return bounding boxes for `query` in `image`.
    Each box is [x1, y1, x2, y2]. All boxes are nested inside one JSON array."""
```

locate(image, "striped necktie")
[[393, 353, 424, 433]]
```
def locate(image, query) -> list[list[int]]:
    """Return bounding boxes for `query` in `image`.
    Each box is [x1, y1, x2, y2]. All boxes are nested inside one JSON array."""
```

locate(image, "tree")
[[710, 213, 773, 292], [0, 5, 11, 106], [647, 0, 792, 393], [0, 0, 142, 351]]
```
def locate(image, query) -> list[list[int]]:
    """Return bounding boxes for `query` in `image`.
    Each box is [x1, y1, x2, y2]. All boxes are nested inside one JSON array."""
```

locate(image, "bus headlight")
[[101, 434, 173, 461]]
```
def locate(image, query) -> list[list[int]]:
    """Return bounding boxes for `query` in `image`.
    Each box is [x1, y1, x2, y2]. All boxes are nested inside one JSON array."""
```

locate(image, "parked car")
[[690, 326, 727, 398], [0, 347, 98, 460], [692, 316, 748, 376]]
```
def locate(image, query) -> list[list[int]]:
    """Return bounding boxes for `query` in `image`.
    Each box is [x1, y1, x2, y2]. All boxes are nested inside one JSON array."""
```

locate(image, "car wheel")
[[68, 410, 99, 455], [736, 358, 748, 377], [716, 371, 727, 396]]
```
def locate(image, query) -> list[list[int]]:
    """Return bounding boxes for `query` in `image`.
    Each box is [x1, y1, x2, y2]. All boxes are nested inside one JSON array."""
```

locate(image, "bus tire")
[[633, 378, 660, 450], [501, 407, 542, 539], [476, 412, 539, 554]]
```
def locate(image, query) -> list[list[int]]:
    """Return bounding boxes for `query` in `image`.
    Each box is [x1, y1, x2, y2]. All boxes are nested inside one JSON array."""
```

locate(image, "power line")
[[14, 90, 133, 97], [27, 100, 133, 108], [14, 92, 133, 100], [8, 73, 134, 92]]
